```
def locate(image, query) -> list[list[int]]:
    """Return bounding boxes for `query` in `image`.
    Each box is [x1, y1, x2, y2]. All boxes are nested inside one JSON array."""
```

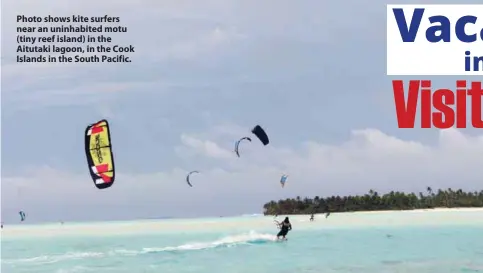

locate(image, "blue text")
[[393, 8, 483, 43]]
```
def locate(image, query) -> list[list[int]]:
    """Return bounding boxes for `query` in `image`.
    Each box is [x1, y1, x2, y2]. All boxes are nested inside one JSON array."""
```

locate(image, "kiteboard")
[[276, 238, 288, 242]]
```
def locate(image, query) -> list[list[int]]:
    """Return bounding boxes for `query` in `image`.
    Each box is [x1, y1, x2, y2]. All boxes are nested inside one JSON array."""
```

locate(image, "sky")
[[1, 0, 483, 223]]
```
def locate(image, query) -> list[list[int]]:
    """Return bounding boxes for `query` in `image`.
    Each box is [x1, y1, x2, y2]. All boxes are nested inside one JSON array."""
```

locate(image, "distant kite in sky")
[[19, 211, 26, 222], [251, 125, 269, 145], [280, 175, 288, 188], [234, 125, 270, 157], [186, 171, 199, 187], [234, 137, 251, 157]]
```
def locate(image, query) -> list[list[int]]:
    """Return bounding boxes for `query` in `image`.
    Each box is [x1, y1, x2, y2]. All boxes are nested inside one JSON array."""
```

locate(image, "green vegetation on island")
[[262, 187, 483, 215]]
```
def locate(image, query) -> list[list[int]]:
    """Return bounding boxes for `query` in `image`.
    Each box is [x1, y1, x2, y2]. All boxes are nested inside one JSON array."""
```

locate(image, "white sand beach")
[[2, 208, 482, 239]]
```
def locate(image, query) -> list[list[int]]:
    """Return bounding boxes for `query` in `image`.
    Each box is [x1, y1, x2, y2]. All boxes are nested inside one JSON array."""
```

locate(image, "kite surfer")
[[276, 217, 292, 240], [310, 214, 314, 221]]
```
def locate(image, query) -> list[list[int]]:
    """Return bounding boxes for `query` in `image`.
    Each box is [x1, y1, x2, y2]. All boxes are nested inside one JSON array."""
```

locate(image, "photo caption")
[[16, 15, 134, 63]]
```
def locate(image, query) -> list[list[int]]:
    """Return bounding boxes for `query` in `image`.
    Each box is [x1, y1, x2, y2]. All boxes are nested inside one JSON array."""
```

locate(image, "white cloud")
[[2, 126, 482, 221], [176, 133, 234, 159], [148, 26, 245, 61], [3, 81, 162, 110]]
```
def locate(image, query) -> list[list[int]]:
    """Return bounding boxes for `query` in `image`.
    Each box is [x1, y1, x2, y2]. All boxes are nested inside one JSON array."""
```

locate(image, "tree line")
[[262, 187, 483, 215]]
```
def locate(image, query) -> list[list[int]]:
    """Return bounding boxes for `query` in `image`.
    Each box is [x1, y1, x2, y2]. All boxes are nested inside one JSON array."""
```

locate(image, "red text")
[[393, 80, 483, 129]]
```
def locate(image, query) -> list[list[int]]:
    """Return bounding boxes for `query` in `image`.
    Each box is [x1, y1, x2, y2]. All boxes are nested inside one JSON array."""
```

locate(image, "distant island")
[[262, 187, 483, 215]]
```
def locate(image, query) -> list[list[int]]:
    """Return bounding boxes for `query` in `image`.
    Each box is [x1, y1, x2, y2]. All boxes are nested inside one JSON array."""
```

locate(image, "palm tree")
[[262, 188, 483, 215]]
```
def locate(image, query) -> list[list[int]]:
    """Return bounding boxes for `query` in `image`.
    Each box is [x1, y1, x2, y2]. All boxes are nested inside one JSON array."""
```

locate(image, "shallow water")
[[2, 211, 483, 273]]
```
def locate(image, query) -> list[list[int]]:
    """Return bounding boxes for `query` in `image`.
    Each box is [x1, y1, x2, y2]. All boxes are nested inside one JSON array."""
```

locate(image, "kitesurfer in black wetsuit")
[[277, 217, 292, 239]]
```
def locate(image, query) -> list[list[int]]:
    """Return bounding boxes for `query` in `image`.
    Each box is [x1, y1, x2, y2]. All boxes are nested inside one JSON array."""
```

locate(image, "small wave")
[[142, 230, 276, 253], [240, 213, 263, 217], [56, 266, 95, 273], [2, 231, 277, 265], [2, 251, 104, 265]]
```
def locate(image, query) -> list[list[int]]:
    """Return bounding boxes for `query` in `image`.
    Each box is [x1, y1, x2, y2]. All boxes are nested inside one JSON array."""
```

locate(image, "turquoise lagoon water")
[[1, 210, 483, 273]]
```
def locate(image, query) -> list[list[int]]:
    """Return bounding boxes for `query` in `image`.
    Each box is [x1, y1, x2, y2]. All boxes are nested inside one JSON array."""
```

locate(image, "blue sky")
[[2, 0, 482, 223]]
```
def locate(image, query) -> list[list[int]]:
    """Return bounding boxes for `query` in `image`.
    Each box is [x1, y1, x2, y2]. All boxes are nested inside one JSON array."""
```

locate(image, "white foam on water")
[[240, 213, 264, 217], [3, 252, 104, 265], [1, 231, 277, 265], [55, 266, 95, 273], [142, 230, 275, 252]]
